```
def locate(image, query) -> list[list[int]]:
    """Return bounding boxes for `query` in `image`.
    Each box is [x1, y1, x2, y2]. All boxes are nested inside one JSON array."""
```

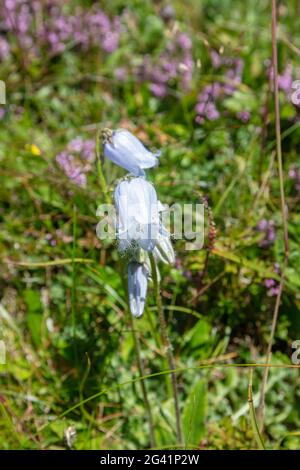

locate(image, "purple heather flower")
[[67, 137, 95, 160], [223, 83, 236, 95], [207, 102, 220, 120], [114, 67, 128, 81], [210, 50, 222, 69], [56, 152, 86, 187], [195, 83, 222, 123], [264, 278, 276, 289], [151, 66, 170, 84], [0, 36, 10, 60], [264, 263, 281, 297], [160, 5, 176, 22], [269, 64, 295, 106], [1, 1, 122, 59], [139, 30, 193, 98], [176, 33, 192, 51], [288, 167, 298, 179], [150, 83, 167, 98], [234, 58, 244, 78], [274, 263, 280, 275], [102, 31, 119, 53], [257, 219, 268, 231], [180, 55, 194, 90], [195, 56, 245, 124], [68, 137, 84, 153], [56, 137, 95, 187], [288, 165, 300, 194], [278, 65, 293, 93], [237, 111, 250, 123], [256, 219, 276, 248], [195, 115, 204, 125], [45, 232, 57, 247], [162, 59, 178, 77], [267, 285, 280, 297], [82, 140, 96, 161]]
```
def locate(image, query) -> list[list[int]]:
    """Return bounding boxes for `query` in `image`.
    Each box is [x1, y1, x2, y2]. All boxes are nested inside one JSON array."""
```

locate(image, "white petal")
[[153, 226, 175, 265], [114, 177, 160, 252]]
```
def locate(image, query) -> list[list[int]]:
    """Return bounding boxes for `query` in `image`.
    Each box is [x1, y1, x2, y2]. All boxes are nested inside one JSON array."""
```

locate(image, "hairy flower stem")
[[258, 0, 289, 431], [149, 253, 183, 446], [96, 127, 110, 204], [122, 264, 156, 448]]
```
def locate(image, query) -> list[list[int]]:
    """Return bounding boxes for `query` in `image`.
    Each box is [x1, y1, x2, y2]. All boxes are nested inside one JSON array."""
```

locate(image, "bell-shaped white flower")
[[103, 128, 160, 176], [128, 262, 149, 317], [114, 177, 160, 252]]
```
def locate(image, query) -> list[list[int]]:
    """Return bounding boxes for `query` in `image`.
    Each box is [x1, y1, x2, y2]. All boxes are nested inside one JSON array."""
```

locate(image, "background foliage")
[[0, 0, 300, 450]]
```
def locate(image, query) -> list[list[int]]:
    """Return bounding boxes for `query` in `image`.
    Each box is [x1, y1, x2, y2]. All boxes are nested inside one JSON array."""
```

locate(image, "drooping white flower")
[[103, 128, 160, 176], [114, 177, 160, 252], [128, 262, 149, 317]]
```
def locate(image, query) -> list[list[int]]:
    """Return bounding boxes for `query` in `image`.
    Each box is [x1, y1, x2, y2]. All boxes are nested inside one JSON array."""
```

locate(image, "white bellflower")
[[103, 128, 160, 176]]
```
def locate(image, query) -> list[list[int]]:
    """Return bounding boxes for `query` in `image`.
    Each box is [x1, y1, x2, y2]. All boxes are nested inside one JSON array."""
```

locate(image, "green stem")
[[149, 253, 183, 446], [96, 128, 110, 204], [122, 263, 156, 448], [248, 369, 265, 450], [145, 305, 172, 396], [71, 205, 78, 367], [128, 312, 156, 448]]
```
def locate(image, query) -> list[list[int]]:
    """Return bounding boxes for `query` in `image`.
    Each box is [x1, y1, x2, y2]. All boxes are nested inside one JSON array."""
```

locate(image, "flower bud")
[[128, 262, 149, 317]]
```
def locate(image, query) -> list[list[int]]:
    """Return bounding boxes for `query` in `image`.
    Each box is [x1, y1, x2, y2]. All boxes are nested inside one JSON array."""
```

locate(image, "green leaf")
[[182, 319, 211, 355], [27, 313, 43, 346], [24, 289, 43, 346], [223, 90, 258, 113], [183, 380, 207, 447]]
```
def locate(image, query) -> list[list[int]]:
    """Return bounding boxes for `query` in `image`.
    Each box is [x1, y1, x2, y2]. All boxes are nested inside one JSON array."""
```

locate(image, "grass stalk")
[[71, 204, 78, 366], [248, 369, 265, 450], [258, 0, 289, 430], [96, 127, 110, 204], [127, 311, 156, 448]]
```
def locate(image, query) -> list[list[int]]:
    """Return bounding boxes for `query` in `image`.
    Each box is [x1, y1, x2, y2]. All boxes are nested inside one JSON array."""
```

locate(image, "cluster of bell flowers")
[[102, 128, 175, 318]]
